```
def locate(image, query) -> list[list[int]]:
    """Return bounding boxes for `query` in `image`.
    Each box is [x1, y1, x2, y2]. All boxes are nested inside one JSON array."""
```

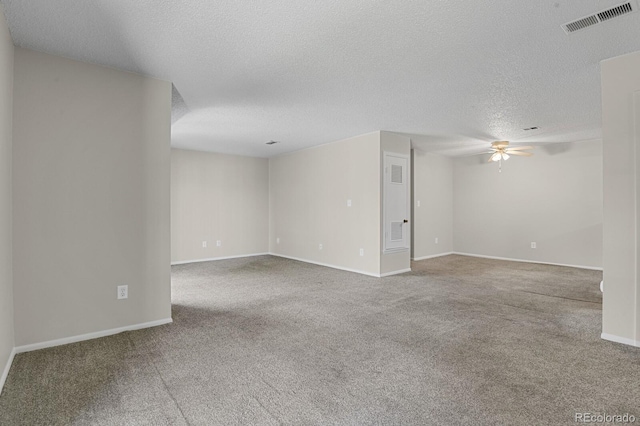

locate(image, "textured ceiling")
[[2, 0, 640, 157]]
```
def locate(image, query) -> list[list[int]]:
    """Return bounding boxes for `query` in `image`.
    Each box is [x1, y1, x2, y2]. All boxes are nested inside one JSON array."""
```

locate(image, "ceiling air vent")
[[562, 1, 637, 34], [598, 2, 634, 21]]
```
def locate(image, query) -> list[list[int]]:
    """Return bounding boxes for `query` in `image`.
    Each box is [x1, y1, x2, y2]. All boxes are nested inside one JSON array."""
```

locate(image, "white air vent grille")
[[391, 222, 403, 241], [562, 1, 637, 34], [391, 165, 403, 184], [565, 15, 599, 33], [598, 2, 634, 21]]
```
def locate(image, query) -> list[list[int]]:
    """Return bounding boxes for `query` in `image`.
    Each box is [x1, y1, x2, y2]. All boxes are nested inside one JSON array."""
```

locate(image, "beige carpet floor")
[[0, 254, 637, 425]]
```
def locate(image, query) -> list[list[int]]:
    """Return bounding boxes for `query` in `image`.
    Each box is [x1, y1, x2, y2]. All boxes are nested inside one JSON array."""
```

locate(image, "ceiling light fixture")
[[485, 141, 534, 172]]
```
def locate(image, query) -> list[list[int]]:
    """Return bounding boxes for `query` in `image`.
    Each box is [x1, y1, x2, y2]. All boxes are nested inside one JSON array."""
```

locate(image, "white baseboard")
[[601, 333, 640, 347], [0, 347, 16, 396], [14, 318, 173, 354], [452, 252, 603, 271], [380, 268, 412, 277], [269, 253, 383, 277], [412, 252, 454, 261], [171, 252, 269, 266]]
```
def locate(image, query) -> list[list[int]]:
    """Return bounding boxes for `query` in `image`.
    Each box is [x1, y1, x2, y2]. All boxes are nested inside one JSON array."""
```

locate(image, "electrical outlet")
[[359, 248, 364, 256], [319, 243, 323, 250], [435, 237, 438, 244], [276, 237, 280, 244], [216, 240, 222, 247], [417, 200, 421, 207], [117, 285, 128, 300], [347, 199, 352, 207], [202, 241, 207, 248], [531, 242, 537, 249]]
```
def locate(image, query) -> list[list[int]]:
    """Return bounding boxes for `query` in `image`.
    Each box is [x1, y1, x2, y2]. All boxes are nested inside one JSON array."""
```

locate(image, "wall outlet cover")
[[117, 285, 128, 300]]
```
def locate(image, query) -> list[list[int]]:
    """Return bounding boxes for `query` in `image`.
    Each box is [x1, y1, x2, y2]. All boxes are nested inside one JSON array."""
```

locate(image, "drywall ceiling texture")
[[12, 48, 172, 346], [4, 1, 640, 157], [0, 4, 13, 391]]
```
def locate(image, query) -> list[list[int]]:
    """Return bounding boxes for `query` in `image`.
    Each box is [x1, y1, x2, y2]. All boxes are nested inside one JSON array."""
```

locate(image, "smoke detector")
[[562, 1, 638, 34]]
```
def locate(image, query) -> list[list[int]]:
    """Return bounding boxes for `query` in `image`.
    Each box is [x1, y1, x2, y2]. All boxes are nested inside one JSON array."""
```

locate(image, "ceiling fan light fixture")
[[491, 152, 501, 162], [502, 153, 510, 161]]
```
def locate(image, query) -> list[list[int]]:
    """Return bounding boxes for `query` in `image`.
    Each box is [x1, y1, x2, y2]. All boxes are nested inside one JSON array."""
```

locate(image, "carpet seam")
[[126, 334, 192, 426]]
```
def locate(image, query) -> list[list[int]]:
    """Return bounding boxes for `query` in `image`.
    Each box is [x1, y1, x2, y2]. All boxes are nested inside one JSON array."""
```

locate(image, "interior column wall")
[[12, 48, 172, 347], [269, 132, 381, 276], [601, 51, 640, 345], [0, 4, 14, 392]]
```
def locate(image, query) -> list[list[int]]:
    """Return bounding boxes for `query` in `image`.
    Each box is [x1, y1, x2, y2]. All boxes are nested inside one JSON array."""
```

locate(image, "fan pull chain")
[[499, 158, 502, 173]]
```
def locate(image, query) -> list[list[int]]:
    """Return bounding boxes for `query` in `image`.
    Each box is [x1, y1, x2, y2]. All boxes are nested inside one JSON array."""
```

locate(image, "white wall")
[[269, 132, 381, 276], [600, 51, 640, 345], [171, 149, 269, 263], [12, 48, 172, 346], [411, 150, 453, 260], [0, 5, 14, 391], [452, 140, 602, 269]]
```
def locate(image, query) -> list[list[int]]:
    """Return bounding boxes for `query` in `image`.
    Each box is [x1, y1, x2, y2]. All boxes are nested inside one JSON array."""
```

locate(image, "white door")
[[383, 152, 409, 252]]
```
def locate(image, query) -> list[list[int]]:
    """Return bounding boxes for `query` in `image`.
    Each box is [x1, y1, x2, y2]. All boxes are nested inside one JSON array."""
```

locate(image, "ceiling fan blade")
[[506, 146, 534, 151], [507, 151, 533, 156]]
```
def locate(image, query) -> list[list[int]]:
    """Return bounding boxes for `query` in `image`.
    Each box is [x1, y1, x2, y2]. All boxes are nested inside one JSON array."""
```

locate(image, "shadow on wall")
[[171, 84, 190, 124], [539, 141, 575, 156]]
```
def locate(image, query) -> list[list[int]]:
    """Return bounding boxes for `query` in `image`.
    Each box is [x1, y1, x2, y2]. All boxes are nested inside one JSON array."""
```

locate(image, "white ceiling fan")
[[486, 141, 534, 171]]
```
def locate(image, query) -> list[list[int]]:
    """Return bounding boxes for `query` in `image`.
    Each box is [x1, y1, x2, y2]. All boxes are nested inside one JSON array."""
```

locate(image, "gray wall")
[[171, 149, 269, 263], [411, 150, 453, 260], [12, 48, 172, 346], [269, 132, 381, 276], [0, 5, 13, 387], [452, 139, 602, 269], [601, 51, 640, 344]]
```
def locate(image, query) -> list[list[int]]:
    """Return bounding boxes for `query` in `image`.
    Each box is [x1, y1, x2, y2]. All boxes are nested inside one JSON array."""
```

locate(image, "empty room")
[[1, 1, 640, 425]]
